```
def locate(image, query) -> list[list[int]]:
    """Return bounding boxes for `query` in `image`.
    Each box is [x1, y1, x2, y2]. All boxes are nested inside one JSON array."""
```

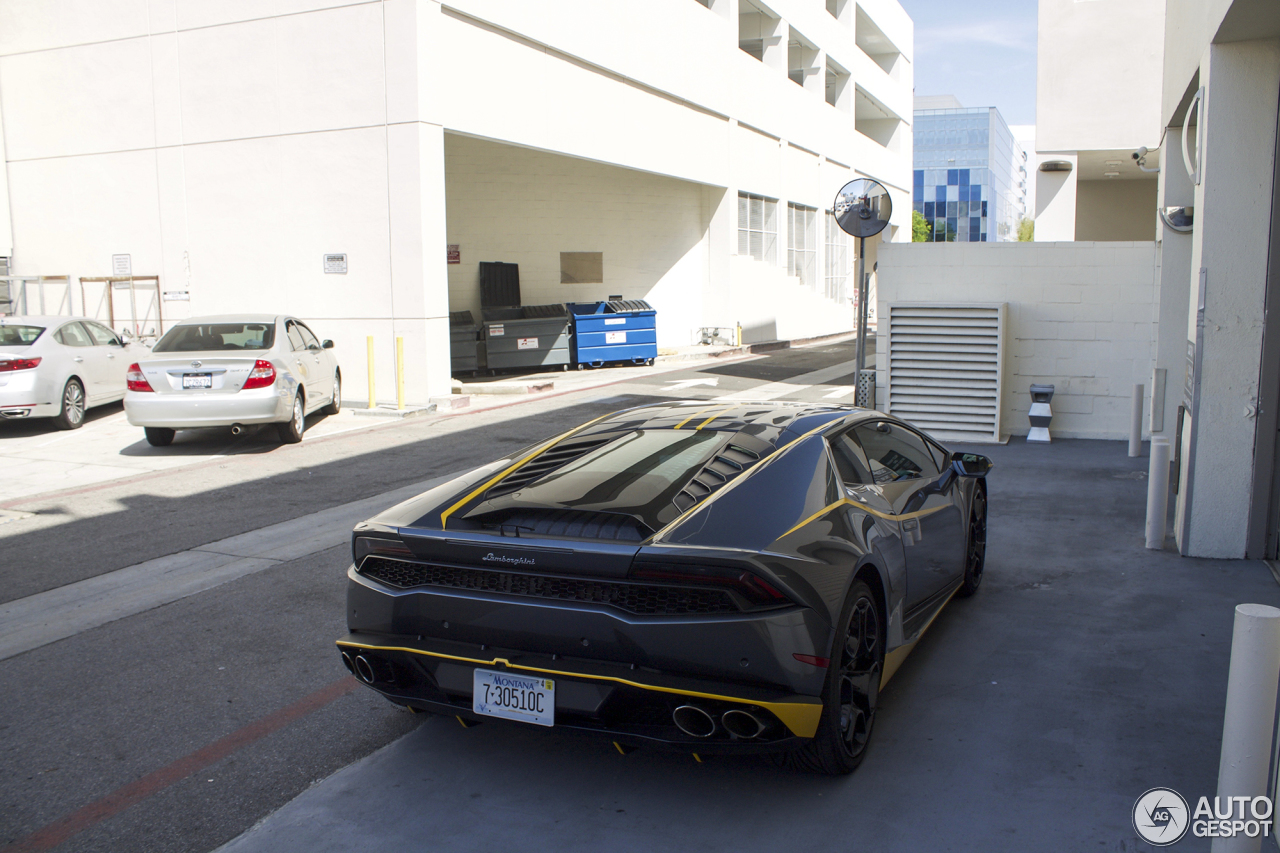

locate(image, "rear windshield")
[[0, 325, 44, 346], [152, 323, 275, 353]]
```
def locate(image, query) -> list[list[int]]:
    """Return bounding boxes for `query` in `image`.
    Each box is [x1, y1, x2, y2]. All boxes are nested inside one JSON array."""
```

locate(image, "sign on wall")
[[448, 244, 460, 264], [324, 254, 348, 274], [112, 254, 132, 276], [163, 291, 190, 302]]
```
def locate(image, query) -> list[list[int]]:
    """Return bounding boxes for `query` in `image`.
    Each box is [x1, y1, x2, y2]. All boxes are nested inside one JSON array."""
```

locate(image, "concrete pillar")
[[1033, 152, 1077, 241], [1176, 39, 1280, 558], [1153, 126, 1193, 441]]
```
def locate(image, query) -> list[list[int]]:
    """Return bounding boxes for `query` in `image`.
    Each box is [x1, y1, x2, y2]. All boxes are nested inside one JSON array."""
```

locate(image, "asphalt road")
[[0, 338, 872, 853]]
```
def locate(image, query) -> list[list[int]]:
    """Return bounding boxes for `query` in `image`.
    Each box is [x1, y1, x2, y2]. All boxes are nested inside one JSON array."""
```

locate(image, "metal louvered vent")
[[886, 303, 1006, 443], [484, 437, 612, 499], [672, 443, 762, 512]]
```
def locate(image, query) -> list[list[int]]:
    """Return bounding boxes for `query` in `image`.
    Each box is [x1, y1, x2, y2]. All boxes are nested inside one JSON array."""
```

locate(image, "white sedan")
[[124, 314, 341, 447], [0, 315, 140, 429]]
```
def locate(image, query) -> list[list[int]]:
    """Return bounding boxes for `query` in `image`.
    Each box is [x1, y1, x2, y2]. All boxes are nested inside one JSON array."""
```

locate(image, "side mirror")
[[951, 452, 993, 477], [322, 340, 335, 349]]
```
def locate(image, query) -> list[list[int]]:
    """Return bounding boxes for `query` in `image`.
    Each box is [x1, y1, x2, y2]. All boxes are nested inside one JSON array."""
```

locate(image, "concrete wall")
[[1037, 0, 1166, 152], [1034, 154, 1077, 241], [1174, 37, 1280, 559], [1074, 181, 1158, 242], [877, 241, 1159, 440]]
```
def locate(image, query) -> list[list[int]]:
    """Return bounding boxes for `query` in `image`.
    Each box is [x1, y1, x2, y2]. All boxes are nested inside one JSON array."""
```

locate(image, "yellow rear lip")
[[336, 638, 824, 738]]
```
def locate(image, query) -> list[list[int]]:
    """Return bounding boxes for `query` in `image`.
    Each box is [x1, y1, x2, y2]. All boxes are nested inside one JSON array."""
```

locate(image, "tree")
[[1017, 217, 1035, 242], [912, 210, 930, 242]]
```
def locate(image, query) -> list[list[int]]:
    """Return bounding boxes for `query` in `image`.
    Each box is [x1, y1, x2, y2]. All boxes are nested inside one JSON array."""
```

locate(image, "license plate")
[[182, 373, 212, 389], [472, 668, 554, 727]]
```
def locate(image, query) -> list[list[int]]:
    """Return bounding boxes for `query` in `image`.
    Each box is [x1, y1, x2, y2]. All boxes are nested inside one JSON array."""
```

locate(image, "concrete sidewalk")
[[216, 438, 1278, 852]]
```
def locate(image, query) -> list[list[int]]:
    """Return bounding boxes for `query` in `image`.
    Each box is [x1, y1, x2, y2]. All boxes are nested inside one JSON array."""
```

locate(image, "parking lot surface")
[[2, 336, 1270, 853]]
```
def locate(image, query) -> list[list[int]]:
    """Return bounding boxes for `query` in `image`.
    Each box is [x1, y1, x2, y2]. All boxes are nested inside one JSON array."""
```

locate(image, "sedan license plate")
[[472, 668, 554, 727], [182, 373, 212, 389]]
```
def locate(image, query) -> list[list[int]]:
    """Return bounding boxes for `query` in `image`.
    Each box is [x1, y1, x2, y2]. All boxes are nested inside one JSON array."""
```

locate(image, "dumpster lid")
[[570, 300, 654, 315], [449, 310, 475, 327], [481, 307, 523, 323], [479, 262, 521, 309]]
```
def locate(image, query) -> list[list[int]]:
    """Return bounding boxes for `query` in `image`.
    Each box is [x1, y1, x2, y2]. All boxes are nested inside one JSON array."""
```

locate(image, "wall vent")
[[886, 302, 1006, 443]]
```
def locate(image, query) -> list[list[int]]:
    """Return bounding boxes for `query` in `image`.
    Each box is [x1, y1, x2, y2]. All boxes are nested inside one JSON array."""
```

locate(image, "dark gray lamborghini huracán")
[[337, 401, 991, 775]]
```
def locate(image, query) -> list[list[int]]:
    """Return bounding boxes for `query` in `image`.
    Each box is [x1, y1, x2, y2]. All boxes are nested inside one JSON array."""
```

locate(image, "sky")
[[896, 0, 1039, 127]]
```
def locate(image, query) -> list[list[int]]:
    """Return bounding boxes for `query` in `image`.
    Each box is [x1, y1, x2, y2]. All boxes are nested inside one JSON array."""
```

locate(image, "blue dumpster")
[[569, 300, 657, 368]]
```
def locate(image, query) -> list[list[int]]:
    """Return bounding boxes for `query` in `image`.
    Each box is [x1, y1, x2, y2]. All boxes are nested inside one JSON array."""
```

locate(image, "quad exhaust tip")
[[353, 654, 376, 684], [340, 651, 355, 675], [721, 709, 767, 739], [672, 705, 716, 738]]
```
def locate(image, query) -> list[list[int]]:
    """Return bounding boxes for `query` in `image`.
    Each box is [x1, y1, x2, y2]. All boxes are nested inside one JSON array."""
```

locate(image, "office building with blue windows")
[[912, 95, 1028, 242]]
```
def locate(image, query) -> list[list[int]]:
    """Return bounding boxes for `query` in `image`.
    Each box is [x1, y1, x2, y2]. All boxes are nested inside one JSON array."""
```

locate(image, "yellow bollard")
[[396, 336, 405, 410], [366, 336, 375, 409]]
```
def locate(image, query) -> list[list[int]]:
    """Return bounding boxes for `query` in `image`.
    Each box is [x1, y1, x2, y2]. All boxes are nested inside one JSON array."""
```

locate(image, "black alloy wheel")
[[958, 488, 986, 597], [781, 578, 883, 775], [52, 378, 86, 430]]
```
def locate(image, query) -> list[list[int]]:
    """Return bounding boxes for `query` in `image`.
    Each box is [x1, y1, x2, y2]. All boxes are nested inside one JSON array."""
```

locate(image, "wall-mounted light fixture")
[[1039, 160, 1072, 173]]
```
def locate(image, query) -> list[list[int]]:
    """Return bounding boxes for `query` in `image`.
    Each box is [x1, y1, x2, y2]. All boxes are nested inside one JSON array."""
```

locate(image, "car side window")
[[925, 438, 949, 472], [853, 422, 941, 484], [83, 321, 121, 347], [829, 431, 874, 486], [54, 323, 92, 347], [286, 321, 307, 352], [297, 323, 321, 350]]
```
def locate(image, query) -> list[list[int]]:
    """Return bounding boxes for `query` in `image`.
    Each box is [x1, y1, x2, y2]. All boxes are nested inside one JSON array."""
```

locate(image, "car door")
[[294, 322, 330, 402], [284, 320, 314, 402], [52, 321, 101, 401], [81, 320, 127, 400], [852, 420, 966, 612]]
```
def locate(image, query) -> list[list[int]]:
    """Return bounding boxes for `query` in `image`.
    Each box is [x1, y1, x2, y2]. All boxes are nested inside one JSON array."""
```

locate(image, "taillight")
[[126, 363, 153, 392], [353, 536, 414, 566], [0, 357, 41, 372], [629, 563, 791, 608], [241, 359, 276, 390]]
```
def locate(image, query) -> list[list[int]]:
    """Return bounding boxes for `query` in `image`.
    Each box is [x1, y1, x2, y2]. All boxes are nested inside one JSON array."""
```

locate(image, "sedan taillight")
[[242, 359, 276, 390], [0, 357, 41, 372], [126, 363, 154, 392]]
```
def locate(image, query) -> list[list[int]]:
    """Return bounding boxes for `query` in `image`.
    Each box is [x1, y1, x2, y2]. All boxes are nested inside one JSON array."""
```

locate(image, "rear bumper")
[[341, 566, 833, 749], [0, 370, 57, 418], [123, 386, 291, 427]]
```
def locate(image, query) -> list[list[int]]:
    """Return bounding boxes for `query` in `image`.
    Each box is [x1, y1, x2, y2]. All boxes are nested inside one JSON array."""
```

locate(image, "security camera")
[[1132, 146, 1149, 160]]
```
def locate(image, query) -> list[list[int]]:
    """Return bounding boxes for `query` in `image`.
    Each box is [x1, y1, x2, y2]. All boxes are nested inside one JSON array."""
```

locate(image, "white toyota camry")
[[124, 314, 341, 447]]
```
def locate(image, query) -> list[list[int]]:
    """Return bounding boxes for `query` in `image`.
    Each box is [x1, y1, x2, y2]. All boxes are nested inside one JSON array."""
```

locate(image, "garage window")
[[738, 192, 778, 264]]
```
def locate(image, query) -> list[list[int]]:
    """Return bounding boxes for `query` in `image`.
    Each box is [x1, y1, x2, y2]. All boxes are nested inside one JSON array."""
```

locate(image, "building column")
[[1175, 38, 1280, 558], [1152, 126, 1193, 443]]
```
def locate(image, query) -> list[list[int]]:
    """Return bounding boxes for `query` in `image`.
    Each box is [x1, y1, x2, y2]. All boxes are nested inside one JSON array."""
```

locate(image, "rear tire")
[[321, 373, 341, 415], [277, 393, 304, 443], [958, 488, 987, 598], [52, 378, 86, 430], [144, 427, 175, 447], [781, 578, 883, 775]]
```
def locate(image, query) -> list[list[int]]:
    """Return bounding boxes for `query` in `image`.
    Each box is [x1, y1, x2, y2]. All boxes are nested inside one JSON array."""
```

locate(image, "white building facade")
[[0, 0, 913, 405]]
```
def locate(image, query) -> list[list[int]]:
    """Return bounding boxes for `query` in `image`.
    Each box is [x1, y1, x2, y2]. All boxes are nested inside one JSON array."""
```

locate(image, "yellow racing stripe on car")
[[777, 498, 951, 540], [438, 410, 618, 529], [673, 403, 730, 430], [336, 639, 824, 738]]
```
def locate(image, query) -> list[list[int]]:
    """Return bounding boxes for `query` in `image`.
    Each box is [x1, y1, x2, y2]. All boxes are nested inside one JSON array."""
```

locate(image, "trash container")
[[449, 311, 480, 375], [569, 300, 657, 368], [482, 304, 572, 371]]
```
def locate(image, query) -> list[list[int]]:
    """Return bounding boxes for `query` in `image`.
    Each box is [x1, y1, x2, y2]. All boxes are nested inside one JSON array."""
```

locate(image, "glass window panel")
[[959, 169, 969, 187], [749, 197, 763, 231], [947, 169, 958, 185], [738, 194, 748, 230], [924, 201, 934, 218], [958, 201, 968, 218], [970, 216, 981, 232], [968, 231, 979, 242]]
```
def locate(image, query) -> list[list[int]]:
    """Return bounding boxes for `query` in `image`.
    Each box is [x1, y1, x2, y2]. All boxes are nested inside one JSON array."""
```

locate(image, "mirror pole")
[[855, 235, 868, 384]]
